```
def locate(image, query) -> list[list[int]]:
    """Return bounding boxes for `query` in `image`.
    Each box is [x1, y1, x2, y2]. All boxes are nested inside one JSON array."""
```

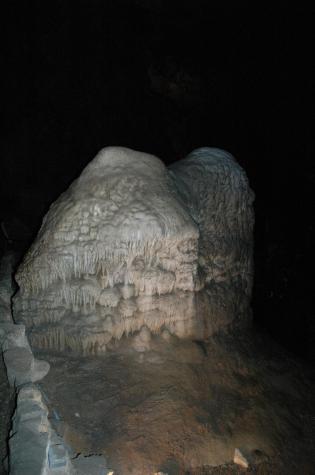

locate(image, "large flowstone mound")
[[170, 147, 255, 329], [13, 147, 254, 353]]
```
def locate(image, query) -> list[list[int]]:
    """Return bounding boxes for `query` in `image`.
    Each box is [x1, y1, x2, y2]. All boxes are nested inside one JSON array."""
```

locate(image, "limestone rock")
[[170, 147, 254, 328], [9, 386, 50, 475], [3, 347, 50, 387], [13, 147, 254, 353], [132, 325, 152, 352], [234, 448, 250, 468], [9, 384, 74, 475], [0, 300, 11, 323], [1, 323, 31, 351]]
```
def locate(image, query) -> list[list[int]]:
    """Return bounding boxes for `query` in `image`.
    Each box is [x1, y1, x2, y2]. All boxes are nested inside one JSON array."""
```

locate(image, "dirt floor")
[[34, 329, 315, 475]]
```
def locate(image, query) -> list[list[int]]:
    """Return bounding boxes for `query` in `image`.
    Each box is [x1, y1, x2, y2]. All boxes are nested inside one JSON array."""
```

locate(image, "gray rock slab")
[[9, 383, 75, 474], [0, 300, 11, 323], [9, 427, 49, 475], [1, 323, 31, 351], [3, 347, 50, 387]]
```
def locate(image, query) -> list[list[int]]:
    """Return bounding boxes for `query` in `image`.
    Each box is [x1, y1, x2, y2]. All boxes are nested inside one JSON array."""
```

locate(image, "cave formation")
[[3, 146, 314, 474], [13, 146, 254, 354]]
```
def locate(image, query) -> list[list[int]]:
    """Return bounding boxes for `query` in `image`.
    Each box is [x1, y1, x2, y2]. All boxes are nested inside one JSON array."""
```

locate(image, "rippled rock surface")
[[13, 147, 254, 353]]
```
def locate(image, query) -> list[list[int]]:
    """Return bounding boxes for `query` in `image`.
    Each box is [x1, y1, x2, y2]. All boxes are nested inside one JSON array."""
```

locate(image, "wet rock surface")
[[36, 330, 315, 474]]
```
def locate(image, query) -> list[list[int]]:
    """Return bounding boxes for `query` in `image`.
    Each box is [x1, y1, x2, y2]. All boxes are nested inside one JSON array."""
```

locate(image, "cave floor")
[[34, 330, 315, 475]]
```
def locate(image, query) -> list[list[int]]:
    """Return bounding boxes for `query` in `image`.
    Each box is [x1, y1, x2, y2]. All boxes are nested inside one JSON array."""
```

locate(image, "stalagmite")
[[13, 146, 254, 353]]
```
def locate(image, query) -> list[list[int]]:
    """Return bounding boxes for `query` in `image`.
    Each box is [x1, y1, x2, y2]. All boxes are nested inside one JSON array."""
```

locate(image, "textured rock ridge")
[[170, 147, 255, 328], [16, 147, 198, 293], [13, 146, 254, 353]]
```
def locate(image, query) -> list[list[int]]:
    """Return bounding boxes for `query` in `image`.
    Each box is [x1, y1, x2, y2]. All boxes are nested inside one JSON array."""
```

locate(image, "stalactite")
[[13, 147, 254, 353]]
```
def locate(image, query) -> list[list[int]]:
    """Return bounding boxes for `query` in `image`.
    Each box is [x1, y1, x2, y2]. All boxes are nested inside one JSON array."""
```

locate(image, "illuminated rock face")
[[13, 146, 254, 353], [170, 147, 255, 330]]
